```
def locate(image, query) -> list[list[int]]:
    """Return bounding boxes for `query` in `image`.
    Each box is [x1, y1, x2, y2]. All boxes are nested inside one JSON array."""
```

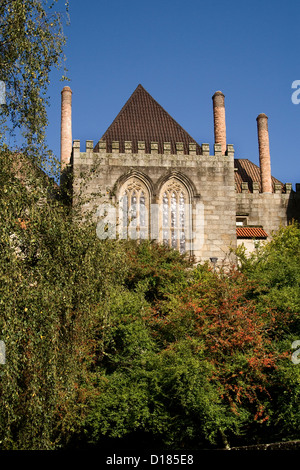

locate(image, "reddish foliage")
[[142, 269, 288, 422]]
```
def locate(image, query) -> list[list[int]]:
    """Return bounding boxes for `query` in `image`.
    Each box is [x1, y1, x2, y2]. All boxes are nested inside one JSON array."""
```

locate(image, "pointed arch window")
[[160, 178, 190, 254], [119, 177, 150, 240]]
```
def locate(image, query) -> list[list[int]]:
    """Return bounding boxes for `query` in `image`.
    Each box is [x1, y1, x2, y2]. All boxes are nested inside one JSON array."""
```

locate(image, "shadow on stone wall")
[[287, 190, 300, 225]]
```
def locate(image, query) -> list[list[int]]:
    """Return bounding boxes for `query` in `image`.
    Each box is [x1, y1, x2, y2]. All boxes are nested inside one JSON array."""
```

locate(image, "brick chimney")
[[60, 86, 72, 171], [256, 113, 272, 193], [212, 91, 226, 155]]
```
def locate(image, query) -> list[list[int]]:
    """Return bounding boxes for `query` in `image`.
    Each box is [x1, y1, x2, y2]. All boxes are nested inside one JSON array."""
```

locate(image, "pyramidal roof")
[[95, 84, 201, 155]]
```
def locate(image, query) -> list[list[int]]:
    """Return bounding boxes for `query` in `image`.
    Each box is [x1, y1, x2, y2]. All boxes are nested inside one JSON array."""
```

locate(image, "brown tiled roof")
[[95, 84, 202, 155], [94, 85, 284, 194], [236, 226, 268, 239], [234, 159, 283, 193]]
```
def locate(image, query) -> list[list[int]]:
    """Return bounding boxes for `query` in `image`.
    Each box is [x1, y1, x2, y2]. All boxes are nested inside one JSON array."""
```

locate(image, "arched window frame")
[[158, 177, 191, 254], [118, 177, 150, 240]]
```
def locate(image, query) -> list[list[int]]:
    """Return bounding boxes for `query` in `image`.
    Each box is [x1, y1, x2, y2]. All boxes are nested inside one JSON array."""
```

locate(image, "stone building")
[[60, 84, 300, 264]]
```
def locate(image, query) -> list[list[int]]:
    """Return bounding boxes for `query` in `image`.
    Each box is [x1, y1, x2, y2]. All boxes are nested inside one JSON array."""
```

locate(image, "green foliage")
[[1, 1, 298, 450], [85, 342, 231, 449], [123, 240, 193, 303], [237, 222, 300, 313], [0, 0, 69, 165], [0, 148, 128, 449], [0, 141, 299, 449], [83, 230, 300, 450], [235, 222, 300, 443]]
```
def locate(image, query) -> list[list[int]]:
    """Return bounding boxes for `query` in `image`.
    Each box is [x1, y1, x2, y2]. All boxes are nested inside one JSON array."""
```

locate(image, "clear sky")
[[46, 0, 300, 188]]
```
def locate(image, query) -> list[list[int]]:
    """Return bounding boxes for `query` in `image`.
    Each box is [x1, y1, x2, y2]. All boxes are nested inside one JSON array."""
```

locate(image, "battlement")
[[75, 139, 235, 157], [72, 139, 299, 196], [236, 180, 296, 194]]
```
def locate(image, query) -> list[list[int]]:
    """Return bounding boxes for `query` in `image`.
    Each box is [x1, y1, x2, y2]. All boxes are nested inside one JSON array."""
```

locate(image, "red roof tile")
[[234, 159, 283, 193], [236, 226, 268, 238], [95, 84, 202, 155]]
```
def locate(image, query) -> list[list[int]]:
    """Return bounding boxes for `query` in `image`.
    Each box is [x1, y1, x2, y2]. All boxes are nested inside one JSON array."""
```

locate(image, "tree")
[[237, 222, 300, 317], [0, 147, 128, 449], [82, 239, 300, 450], [235, 222, 300, 443], [0, 0, 69, 160]]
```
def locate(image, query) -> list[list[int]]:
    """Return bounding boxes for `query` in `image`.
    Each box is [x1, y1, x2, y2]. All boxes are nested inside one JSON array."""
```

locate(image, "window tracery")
[[119, 176, 191, 254], [119, 177, 150, 240], [159, 178, 190, 253]]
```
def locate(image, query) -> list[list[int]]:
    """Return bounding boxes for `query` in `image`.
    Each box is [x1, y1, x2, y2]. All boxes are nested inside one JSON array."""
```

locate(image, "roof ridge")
[[133, 84, 199, 143], [99, 84, 144, 138], [97, 84, 201, 155]]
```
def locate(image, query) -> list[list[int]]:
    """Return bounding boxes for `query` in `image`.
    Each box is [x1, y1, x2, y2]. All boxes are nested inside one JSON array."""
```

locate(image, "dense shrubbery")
[[0, 149, 127, 449], [82, 237, 300, 450], [0, 147, 299, 449], [2, 0, 298, 451]]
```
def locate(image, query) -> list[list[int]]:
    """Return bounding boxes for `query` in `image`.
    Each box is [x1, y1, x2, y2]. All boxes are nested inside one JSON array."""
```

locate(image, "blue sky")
[[46, 0, 300, 188]]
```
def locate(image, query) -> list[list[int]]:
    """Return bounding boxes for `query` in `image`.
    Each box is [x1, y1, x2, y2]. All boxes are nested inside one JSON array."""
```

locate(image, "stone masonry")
[[72, 140, 237, 262], [61, 84, 300, 265]]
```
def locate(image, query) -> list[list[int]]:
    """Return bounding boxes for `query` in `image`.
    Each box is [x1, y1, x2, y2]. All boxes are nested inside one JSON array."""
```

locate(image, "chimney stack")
[[60, 86, 72, 171], [256, 113, 272, 193], [212, 91, 226, 155]]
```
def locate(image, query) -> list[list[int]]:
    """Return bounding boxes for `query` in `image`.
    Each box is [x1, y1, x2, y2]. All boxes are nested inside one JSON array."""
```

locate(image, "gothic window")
[[119, 177, 150, 240], [159, 178, 190, 254]]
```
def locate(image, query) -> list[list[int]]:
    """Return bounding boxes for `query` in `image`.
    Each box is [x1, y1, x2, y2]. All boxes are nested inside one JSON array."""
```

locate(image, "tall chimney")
[[60, 86, 72, 171], [256, 113, 272, 193], [212, 91, 226, 155]]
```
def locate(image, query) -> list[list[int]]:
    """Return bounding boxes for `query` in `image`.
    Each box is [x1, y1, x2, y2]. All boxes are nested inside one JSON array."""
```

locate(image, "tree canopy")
[[0, 0, 69, 160], [0, 0, 299, 452], [0, 146, 299, 449]]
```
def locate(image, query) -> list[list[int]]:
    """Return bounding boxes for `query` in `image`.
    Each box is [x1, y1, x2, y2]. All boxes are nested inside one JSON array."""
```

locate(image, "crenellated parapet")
[[74, 139, 235, 158], [236, 180, 296, 194]]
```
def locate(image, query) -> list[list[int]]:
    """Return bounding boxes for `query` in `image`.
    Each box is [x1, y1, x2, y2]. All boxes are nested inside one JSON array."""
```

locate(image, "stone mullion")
[[168, 191, 172, 248], [127, 189, 132, 240], [136, 190, 140, 237], [176, 191, 180, 251]]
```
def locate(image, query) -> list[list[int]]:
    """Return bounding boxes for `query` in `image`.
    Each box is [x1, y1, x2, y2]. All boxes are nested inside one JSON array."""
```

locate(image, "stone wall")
[[236, 188, 300, 238], [72, 138, 300, 263], [72, 140, 237, 263]]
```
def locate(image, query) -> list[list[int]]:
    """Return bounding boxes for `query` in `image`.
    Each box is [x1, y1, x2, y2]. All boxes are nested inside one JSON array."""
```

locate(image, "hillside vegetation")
[[0, 148, 299, 450]]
